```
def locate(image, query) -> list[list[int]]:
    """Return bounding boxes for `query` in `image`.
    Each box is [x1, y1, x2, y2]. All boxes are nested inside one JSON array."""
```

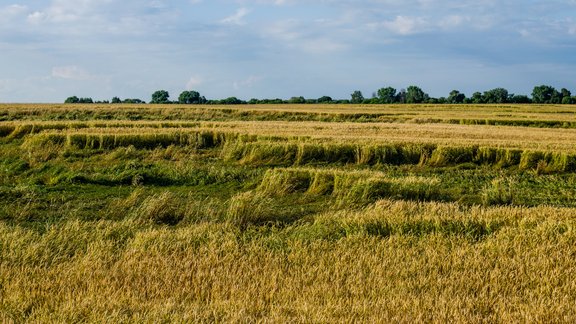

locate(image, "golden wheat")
[[3, 104, 576, 322]]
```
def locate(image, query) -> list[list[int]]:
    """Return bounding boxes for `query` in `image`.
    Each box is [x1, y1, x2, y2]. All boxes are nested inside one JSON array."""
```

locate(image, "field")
[[2, 103, 576, 322]]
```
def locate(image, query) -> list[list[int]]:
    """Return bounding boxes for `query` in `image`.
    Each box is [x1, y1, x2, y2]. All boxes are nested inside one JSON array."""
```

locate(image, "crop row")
[[0, 122, 203, 139], [252, 167, 576, 208], [222, 140, 576, 172], [6, 120, 576, 151], [19, 130, 576, 173], [2, 104, 576, 128]]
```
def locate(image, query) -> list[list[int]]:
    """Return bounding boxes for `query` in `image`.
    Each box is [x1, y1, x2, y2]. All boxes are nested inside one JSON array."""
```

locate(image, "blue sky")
[[1, 0, 575, 102]]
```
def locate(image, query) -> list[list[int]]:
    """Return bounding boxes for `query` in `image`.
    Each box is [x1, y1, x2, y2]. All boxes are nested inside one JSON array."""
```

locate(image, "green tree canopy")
[[350, 90, 364, 104], [405, 86, 428, 104], [65, 96, 93, 104], [220, 97, 244, 104], [396, 89, 407, 103], [288, 96, 306, 104], [178, 90, 205, 104], [483, 88, 509, 104], [509, 94, 531, 104], [123, 98, 145, 104], [471, 92, 484, 104], [377, 87, 397, 104], [65, 96, 79, 104], [447, 90, 466, 104], [151, 90, 170, 104], [532, 85, 558, 104]]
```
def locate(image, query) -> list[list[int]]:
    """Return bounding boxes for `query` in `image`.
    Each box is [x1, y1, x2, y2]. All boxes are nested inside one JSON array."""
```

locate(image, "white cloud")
[[27, 11, 47, 24], [263, 19, 302, 42], [273, 0, 290, 4], [186, 76, 204, 90], [221, 8, 250, 25], [233, 75, 262, 90], [0, 4, 28, 16], [515, 18, 576, 42], [239, 0, 293, 5], [561, 19, 576, 35], [52, 66, 92, 80], [148, 1, 167, 9], [260, 19, 347, 54], [519, 29, 531, 38], [368, 13, 495, 35], [299, 38, 347, 54], [438, 15, 469, 29], [381, 16, 428, 35], [26, 0, 113, 24]]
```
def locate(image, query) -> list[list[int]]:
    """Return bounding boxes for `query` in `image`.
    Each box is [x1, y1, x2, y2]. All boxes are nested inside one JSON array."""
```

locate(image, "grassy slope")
[[1, 104, 576, 322]]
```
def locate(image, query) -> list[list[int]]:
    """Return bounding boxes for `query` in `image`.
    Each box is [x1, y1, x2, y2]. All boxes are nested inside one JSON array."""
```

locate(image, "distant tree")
[[65, 96, 80, 104], [483, 88, 509, 104], [66, 97, 93, 104], [350, 90, 364, 104], [123, 98, 145, 104], [551, 91, 563, 104], [396, 89, 407, 104], [509, 94, 531, 104], [377, 87, 397, 104], [471, 92, 484, 104], [178, 90, 205, 104], [317, 96, 333, 103], [558, 88, 572, 104], [151, 90, 170, 104], [447, 90, 466, 104], [405, 86, 428, 104], [260, 98, 285, 104], [220, 97, 244, 104], [80, 98, 94, 103], [532, 85, 557, 104], [288, 96, 306, 104], [111, 96, 121, 104]]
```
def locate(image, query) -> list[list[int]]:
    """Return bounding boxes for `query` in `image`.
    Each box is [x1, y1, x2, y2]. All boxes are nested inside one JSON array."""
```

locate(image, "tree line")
[[65, 85, 576, 105]]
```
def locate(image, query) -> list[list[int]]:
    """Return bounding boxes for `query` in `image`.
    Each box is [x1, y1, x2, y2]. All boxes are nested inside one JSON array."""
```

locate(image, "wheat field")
[[1, 104, 576, 322]]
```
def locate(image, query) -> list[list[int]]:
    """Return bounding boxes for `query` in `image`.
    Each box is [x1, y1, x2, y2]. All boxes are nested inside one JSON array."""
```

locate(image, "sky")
[[1, 0, 576, 103]]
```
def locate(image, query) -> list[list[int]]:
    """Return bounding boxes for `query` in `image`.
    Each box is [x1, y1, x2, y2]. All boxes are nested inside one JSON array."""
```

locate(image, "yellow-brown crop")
[[2, 104, 576, 322]]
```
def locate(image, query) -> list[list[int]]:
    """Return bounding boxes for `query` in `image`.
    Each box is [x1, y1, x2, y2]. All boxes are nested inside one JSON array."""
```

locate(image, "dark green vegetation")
[[3, 129, 576, 229], [65, 84, 576, 105], [3, 103, 576, 227]]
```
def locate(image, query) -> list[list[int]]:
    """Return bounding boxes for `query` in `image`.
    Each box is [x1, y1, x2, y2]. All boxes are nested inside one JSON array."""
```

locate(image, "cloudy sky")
[[1, 0, 575, 102]]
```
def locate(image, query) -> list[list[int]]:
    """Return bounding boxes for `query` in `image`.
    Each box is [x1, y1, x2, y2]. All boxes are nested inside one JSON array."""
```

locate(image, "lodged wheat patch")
[[2, 103, 576, 322]]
